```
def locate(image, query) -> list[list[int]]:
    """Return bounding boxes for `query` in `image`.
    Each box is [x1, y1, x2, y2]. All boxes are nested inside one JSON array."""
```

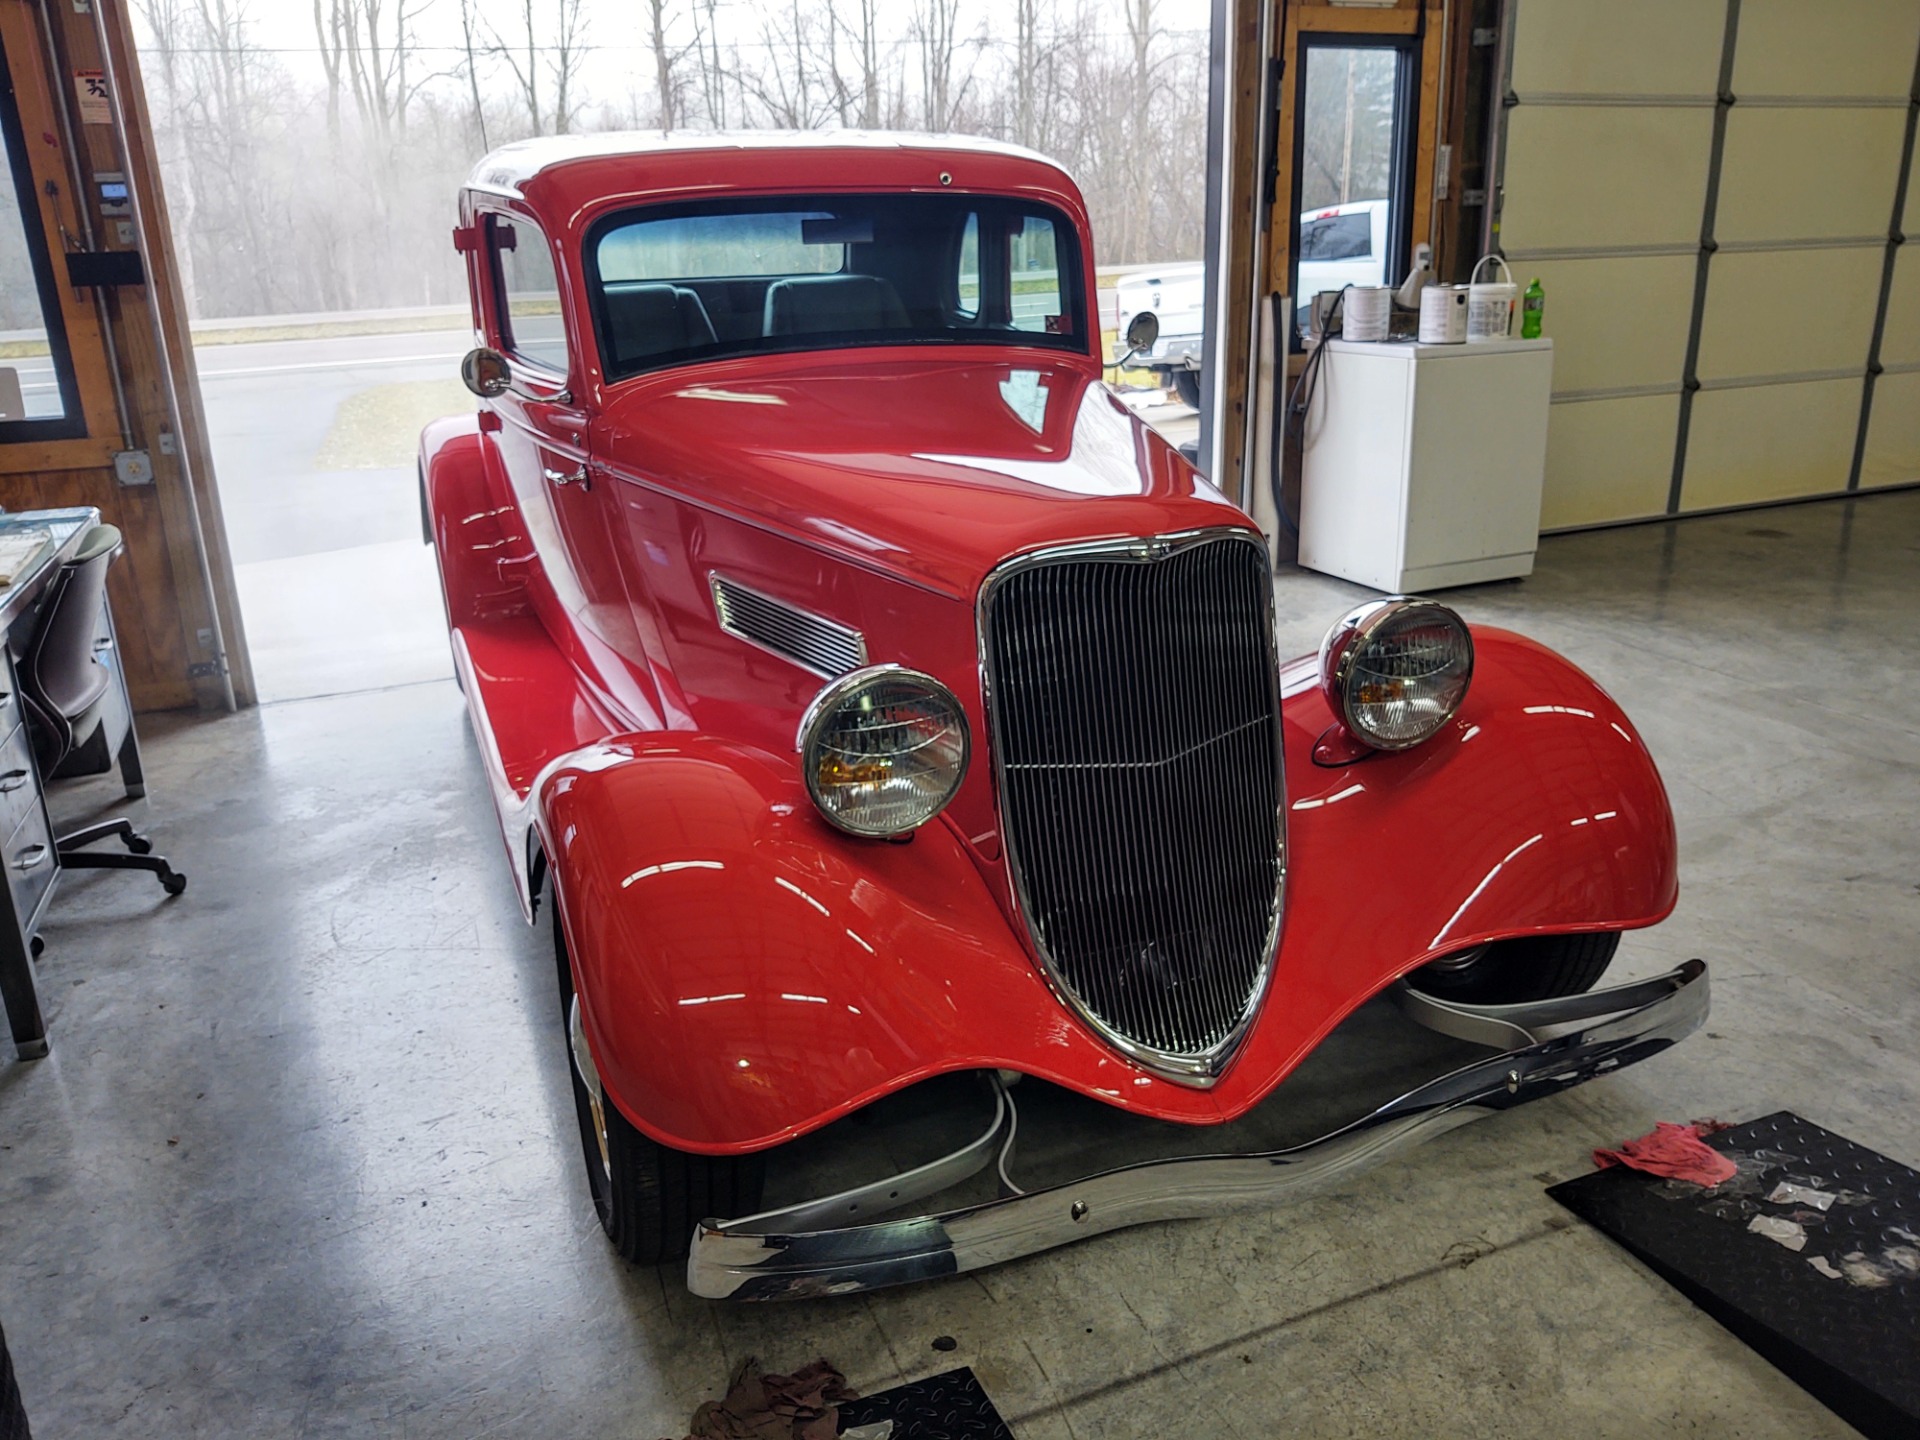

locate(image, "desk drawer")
[[5, 802, 55, 929], [0, 721, 34, 841]]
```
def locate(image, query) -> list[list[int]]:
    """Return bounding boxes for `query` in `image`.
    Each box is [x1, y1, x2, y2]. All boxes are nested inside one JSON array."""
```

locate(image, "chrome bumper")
[[687, 960, 1708, 1301]]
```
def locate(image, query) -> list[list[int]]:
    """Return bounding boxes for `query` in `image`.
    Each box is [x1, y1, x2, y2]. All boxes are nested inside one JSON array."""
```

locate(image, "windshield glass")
[[588, 194, 1086, 379]]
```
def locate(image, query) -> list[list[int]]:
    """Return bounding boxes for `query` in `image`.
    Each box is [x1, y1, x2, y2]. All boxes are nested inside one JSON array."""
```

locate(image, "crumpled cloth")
[[1594, 1120, 1737, 1186], [673, 1357, 856, 1440]]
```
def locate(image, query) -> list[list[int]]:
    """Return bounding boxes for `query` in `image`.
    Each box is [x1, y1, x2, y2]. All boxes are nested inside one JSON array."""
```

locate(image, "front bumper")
[[687, 959, 1709, 1300]]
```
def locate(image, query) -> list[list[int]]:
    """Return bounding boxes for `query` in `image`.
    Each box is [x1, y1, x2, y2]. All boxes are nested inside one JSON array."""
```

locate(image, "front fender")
[[540, 627, 1678, 1155]]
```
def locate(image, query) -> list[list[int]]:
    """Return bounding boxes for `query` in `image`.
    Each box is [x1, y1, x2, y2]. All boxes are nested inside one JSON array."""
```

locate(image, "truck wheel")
[[1406, 931, 1619, 1005], [550, 881, 765, 1265], [1173, 369, 1201, 409]]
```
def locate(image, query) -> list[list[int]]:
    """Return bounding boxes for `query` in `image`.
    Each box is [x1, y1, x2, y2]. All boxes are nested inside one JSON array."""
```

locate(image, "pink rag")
[[1593, 1121, 1737, 1187]]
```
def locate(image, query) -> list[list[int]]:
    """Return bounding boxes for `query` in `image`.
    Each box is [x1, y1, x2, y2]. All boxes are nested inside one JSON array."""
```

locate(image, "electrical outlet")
[[114, 220, 135, 245], [158, 429, 177, 456], [113, 449, 153, 486]]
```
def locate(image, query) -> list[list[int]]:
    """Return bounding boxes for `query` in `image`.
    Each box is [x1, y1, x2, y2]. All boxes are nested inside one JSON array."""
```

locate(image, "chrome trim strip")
[[974, 527, 1287, 1088], [687, 960, 1710, 1300], [709, 572, 868, 678]]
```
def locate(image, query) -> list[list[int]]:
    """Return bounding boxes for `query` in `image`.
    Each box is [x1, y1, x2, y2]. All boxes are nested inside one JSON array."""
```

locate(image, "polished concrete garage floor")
[[5, 489, 1918, 1437]]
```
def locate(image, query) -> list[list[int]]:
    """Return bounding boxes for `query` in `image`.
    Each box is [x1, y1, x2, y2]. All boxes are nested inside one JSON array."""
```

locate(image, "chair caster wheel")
[[29, 934, 44, 958], [161, 870, 186, 897], [127, 836, 153, 855]]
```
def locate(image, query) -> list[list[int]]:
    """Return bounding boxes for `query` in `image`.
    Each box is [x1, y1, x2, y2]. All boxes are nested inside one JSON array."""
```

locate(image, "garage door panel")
[[1501, 108, 1715, 252], [1681, 379, 1865, 508], [1696, 246, 1882, 380], [1540, 395, 1679, 528], [1861, 371, 1920, 489], [1715, 108, 1908, 242], [1733, 0, 1920, 98], [1528, 256, 1695, 394], [1880, 246, 1920, 369], [1511, 0, 1725, 98]]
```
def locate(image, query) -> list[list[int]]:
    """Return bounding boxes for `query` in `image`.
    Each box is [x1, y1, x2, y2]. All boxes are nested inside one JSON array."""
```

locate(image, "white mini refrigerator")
[[1296, 336, 1553, 592]]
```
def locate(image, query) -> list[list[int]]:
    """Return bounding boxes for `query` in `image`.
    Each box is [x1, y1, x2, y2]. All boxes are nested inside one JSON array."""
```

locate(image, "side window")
[[1299, 212, 1373, 262], [954, 213, 980, 320], [1008, 216, 1063, 334], [490, 214, 569, 373]]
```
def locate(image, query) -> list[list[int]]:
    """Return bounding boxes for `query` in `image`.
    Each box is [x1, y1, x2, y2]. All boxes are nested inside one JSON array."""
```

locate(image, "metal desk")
[[0, 507, 108, 1060]]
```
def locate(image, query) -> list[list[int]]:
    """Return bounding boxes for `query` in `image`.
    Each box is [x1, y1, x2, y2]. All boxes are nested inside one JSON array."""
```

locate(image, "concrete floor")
[[4, 489, 1917, 1437]]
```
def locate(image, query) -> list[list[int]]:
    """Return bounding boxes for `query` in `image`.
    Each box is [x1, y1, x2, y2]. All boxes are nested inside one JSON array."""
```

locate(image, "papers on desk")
[[0, 528, 52, 586]]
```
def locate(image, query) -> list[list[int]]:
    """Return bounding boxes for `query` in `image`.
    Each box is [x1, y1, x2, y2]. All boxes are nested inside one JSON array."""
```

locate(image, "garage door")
[[1493, 0, 1920, 529]]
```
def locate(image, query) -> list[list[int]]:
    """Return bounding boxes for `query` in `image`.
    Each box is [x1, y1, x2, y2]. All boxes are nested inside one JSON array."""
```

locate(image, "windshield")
[[587, 194, 1086, 379]]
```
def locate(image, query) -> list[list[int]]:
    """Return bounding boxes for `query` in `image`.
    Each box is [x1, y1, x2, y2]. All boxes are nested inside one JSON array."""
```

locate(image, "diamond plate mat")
[[1550, 1111, 1920, 1440], [837, 1366, 1015, 1439]]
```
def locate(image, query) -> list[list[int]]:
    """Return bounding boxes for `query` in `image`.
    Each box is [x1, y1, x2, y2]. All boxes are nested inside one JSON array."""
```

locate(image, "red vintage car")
[[421, 133, 1707, 1301]]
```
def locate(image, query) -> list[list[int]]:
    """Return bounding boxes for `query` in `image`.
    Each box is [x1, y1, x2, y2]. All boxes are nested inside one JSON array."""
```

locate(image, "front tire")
[[1172, 368, 1201, 408], [549, 876, 764, 1265], [1406, 931, 1619, 1005]]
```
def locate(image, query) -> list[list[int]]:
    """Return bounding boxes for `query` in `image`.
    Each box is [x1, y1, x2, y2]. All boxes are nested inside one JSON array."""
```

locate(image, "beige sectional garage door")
[[1495, 0, 1920, 528]]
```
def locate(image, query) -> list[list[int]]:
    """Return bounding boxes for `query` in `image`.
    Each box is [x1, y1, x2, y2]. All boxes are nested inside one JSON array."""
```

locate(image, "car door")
[[483, 210, 650, 713]]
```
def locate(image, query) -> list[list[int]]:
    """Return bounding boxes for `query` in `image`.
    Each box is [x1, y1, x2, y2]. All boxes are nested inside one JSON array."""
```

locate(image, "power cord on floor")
[[1276, 284, 1353, 539]]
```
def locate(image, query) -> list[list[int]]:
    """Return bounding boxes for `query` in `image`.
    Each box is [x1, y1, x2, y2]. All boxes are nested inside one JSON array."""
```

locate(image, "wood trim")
[[1297, 5, 1419, 35], [1409, 2, 1445, 255], [0, 0, 121, 470]]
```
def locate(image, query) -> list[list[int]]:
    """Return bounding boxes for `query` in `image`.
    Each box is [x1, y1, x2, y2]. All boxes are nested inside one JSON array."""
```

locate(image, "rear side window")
[[1299, 211, 1372, 262], [1008, 216, 1062, 333], [490, 214, 569, 372]]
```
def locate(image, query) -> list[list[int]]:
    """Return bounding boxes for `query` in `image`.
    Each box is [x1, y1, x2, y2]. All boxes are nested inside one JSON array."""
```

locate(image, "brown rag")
[[675, 1357, 855, 1440]]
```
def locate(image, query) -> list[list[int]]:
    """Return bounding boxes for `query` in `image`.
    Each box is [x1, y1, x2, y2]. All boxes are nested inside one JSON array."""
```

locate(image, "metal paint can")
[[1341, 285, 1393, 342], [1418, 284, 1468, 344]]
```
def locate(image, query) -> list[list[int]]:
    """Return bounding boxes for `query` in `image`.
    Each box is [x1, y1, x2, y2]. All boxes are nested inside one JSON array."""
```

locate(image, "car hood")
[[592, 353, 1249, 598]]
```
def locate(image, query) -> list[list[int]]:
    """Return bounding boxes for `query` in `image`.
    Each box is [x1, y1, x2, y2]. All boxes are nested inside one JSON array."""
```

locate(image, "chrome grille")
[[710, 574, 866, 676], [981, 531, 1284, 1080]]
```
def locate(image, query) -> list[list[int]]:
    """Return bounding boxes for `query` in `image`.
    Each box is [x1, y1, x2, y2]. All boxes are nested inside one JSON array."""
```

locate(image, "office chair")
[[16, 525, 184, 896]]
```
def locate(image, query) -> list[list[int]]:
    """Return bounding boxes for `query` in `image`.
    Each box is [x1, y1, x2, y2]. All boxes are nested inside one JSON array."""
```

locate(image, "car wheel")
[[1406, 931, 1619, 1005], [1172, 369, 1201, 409], [549, 880, 765, 1265]]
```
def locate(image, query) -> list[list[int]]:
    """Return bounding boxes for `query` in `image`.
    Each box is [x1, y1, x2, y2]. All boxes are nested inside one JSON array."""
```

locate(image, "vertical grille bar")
[[980, 530, 1286, 1082]]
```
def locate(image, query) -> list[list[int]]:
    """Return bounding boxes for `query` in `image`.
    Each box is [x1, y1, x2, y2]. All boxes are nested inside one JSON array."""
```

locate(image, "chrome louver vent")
[[710, 575, 867, 677], [981, 531, 1285, 1082]]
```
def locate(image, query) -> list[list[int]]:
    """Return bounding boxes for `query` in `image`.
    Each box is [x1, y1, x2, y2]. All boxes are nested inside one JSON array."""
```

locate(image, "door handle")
[[13, 843, 47, 872], [0, 770, 29, 794], [544, 465, 589, 490]]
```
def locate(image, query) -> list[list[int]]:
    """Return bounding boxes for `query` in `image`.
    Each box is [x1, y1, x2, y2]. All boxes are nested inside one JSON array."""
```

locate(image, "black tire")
[[1172, 368, 1201, 408], [1406, 931, 1619, 1005], [548, 876, 764, 1265]]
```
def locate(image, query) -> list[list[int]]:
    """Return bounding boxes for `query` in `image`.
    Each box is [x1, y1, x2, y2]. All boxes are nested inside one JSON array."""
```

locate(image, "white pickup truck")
[[1113, 199, 1392, 408]]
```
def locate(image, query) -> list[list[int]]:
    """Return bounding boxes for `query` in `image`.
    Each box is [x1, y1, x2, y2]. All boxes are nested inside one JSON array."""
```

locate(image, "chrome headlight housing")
[[1320, 598, 1474, 751], [798, 665, 970, 837]]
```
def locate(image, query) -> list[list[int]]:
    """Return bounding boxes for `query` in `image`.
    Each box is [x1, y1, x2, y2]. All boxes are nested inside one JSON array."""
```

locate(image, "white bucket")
[[1341, 285, 1393, 342], [1467, 255, 1517, 342], [1418, 284, 1468, 344]]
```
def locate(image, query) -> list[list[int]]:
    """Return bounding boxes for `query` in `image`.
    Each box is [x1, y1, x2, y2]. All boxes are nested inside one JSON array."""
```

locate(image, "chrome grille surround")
[[710, 573, 867, 677], [978, 528, 1287, 1087]]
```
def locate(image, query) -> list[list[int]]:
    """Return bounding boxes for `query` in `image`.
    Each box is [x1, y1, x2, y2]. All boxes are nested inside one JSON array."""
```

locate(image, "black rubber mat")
[[1549, 1111, 1920, 1440], [0, 1320, 29, 1440], [838, 1366, 1014, 1438]]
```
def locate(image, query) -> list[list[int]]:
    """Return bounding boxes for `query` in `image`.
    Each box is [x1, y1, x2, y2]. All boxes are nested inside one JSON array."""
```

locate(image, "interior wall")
[[1496, 0, 1920, 530]]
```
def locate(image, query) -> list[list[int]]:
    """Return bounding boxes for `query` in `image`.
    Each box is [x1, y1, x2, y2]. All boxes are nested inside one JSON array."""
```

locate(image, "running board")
[[686, 960, 1709, 1300]]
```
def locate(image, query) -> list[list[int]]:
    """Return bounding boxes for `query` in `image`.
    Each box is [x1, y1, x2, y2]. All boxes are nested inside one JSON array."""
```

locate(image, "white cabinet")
[[1296, 337, 1554, 592]]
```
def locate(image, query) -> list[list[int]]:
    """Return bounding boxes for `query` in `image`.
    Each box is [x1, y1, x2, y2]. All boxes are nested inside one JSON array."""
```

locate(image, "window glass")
[[590, 195, 1085, 379], [0, 45, 79, 434], [492, 214, 569, 372], [1008, 215, 1063, 334], [1298, 211, 1373, 262]]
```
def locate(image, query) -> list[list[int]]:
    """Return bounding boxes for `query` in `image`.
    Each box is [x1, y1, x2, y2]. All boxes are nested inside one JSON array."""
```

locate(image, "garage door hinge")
[[187, 660, 226, 679], [1471, 26, 1498, 46]]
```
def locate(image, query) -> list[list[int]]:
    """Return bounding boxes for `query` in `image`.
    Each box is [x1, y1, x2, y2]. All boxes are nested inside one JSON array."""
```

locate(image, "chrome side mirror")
[[1115, 311, 1160, 368], [461, 347, 513, 399]]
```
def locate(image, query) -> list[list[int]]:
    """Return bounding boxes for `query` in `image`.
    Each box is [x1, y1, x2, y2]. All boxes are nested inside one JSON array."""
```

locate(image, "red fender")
[[541, 626, 1677, 1156], [420, 417, 531, 629]]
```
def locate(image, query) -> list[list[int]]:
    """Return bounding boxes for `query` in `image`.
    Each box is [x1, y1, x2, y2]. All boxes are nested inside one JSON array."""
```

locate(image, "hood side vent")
[[710, 574, 867, 677]]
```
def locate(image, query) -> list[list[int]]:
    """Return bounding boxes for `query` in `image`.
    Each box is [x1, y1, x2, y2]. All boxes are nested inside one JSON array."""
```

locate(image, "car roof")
[[466, 130, 1065, 199]]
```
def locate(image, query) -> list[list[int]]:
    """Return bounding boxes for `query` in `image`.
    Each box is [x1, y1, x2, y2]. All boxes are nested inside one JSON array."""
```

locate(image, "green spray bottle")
[[1521, 277, 1545, 339]]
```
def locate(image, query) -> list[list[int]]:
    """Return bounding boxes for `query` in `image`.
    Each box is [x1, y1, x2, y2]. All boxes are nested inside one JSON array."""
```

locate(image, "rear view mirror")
[[1125, 312, 1160, 353], [461, 347, 513, 399]]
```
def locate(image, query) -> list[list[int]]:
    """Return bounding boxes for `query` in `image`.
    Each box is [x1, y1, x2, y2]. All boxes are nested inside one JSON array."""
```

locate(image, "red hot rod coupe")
[[421, 133, 1706, 1301]]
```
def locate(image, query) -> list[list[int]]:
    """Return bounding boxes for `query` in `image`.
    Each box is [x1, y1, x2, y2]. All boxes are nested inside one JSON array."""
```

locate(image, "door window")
[[0, 28, 82, 440], [491, 214, 570, 374]]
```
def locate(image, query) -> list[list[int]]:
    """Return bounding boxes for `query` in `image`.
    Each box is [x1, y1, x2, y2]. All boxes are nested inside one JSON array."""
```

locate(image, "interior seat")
[[762, 274, 910, 338], [603, 283, 718, 368]]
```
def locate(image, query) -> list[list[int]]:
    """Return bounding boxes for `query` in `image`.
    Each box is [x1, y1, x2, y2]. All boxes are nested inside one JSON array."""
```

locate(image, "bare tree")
[[911, 0, 978, 133], [457, 0, 490, 150]]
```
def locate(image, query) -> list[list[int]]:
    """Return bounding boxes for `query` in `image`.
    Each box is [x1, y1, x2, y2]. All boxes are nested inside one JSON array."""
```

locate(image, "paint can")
[[1418, 284, 1468, 344], [1467, 254, 1518, 342], [1341, 285, 1393, 342]]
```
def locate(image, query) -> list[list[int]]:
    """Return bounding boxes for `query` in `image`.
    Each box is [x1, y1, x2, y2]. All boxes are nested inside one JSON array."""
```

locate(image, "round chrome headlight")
[[798, 665, 970, 837], [1320, 598, 1474, 751]]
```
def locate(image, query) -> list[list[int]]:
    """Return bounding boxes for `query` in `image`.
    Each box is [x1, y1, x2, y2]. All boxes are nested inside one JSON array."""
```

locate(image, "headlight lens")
[[1321, 599, 1474, 750], [798, 666, 970, 837]]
